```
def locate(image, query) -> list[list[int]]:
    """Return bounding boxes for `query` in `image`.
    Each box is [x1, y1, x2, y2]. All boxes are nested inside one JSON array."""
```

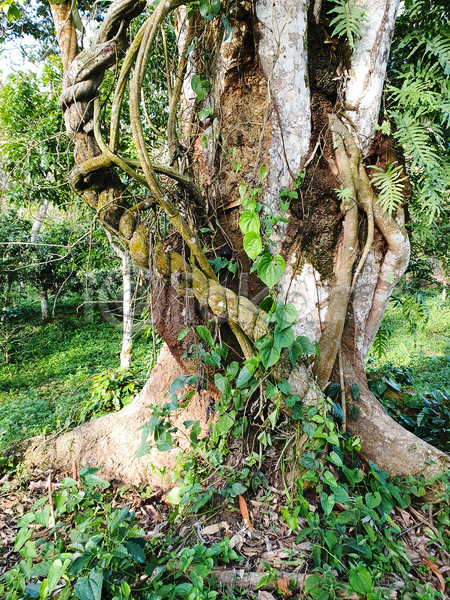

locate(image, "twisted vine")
[[153, 242, 269, 343]]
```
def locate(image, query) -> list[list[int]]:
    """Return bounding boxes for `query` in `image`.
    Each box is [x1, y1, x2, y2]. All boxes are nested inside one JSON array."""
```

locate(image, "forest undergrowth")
[[0, 295, 160, 452], [0, 289, 449, 600]]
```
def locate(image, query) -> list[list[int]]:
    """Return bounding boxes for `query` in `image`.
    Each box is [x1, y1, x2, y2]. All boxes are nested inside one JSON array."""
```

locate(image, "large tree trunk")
[[23, 345, 215, 490], [24, 0, 449, 483]]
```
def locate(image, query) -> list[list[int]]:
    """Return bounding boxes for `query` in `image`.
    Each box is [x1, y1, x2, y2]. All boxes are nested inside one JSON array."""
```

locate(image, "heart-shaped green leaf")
[[257, 253, 285, 288]]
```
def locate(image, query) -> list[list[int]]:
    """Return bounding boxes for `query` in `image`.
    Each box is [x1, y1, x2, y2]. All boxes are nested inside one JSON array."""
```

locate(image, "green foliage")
[[257, 254, 286, 289], [0, 59, 71, 209], [334, 186, 354, 203], [327, 0, 368, 49], [0, 467, 241, 600], [0, 211, 103, 306], [369, 161, 406, 218], [238, 178, 292, 278], [391, 290, 431, 338], [198, 0, 221, 21], [191, 75, 212, 103], [78, 368, 145, 424], [0, 297, 158, 451], [368, 363, 450, 452], [369, 285, 449, 369], [388, 0, 450, 236], [371, 320, 393, 360]]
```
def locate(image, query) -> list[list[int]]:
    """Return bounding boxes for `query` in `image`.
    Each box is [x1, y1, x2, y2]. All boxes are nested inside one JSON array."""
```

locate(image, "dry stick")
[[47, 473, 56, 537]]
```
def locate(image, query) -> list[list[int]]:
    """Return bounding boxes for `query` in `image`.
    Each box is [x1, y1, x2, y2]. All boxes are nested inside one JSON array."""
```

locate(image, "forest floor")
[[0, 461, 449, 598], [0, 290, 449, 599]]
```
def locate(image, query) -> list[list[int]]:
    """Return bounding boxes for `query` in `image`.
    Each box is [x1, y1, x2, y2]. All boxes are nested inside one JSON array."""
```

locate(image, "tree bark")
[[120, 250, 133, 369], [23, 0, 449, 483], [39, 286, 50, 321], [30, 199, 51, 321], [30, 199, 49, 245], [106, 232, 134, 368]]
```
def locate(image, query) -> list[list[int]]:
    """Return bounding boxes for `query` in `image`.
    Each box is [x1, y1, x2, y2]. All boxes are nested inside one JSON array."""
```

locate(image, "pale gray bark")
[[30, 199, 51, 320], [39, 286, 50, 321], [30, 199, 50, 244], [120, 250, 133, 368], [105, 231, 133, 368]]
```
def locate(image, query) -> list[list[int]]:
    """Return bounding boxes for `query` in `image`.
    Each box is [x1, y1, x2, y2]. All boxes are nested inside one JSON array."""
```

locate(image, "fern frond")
[[371, 320, 393, 359], [369, 161, 406, 218], [374, 121, 391, 136], [399, 292, 431, 338], [391, 113, 439, 171], [328, 0, 368, 49], [387, 78, 441, 116], [335, 186, 354, 202], [425, 34, 450, 76], [415, 165, 449, 224], [440, 98, 450, 128]]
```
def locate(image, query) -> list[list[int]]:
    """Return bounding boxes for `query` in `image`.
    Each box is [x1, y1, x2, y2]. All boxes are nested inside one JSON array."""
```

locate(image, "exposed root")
[[313, 115, 359, 388], [341, 351, 450, 481], [363, 202, 410, 354]]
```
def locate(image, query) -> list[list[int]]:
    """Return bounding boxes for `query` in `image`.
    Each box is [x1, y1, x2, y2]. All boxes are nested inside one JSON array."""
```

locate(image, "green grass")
[[371, 291, 450, 368], [367, 289, 450, 452], [368, 290, 450, 380], [0, 296, 157, 450]]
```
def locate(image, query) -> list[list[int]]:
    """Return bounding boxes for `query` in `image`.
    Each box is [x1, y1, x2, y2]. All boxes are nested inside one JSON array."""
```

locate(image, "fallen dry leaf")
[[229, 533, 245, 550], [297, 541, 312, 551], [251, 500, 268, 509], [276, 573, 292, 597], [239, 495, 252, 530], [260, 550, 290, 562], [28, 480, 47, 492], [201, 521, 229, 536], [423, 557, 446, 594], [242, 545, 259, 557]]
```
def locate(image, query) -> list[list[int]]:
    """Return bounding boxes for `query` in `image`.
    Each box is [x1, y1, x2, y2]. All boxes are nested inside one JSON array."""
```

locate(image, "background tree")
[[18, 0, 450, 483]]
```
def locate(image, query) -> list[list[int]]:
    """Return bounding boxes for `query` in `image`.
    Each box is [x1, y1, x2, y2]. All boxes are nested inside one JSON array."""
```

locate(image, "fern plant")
[[424, 34, 450, 76], [369, 161, 406, 218], [334, 186, 354, 202], [372, 320, 394, 359], [387, 0, 450, 244], [392, 291, 431, 339], [327, 0, 368, 49]]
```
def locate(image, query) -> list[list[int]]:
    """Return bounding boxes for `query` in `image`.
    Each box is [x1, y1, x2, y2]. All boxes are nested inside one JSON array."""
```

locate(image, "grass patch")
[[0, 296, 158, 450], [368, 290, 450, 371]]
